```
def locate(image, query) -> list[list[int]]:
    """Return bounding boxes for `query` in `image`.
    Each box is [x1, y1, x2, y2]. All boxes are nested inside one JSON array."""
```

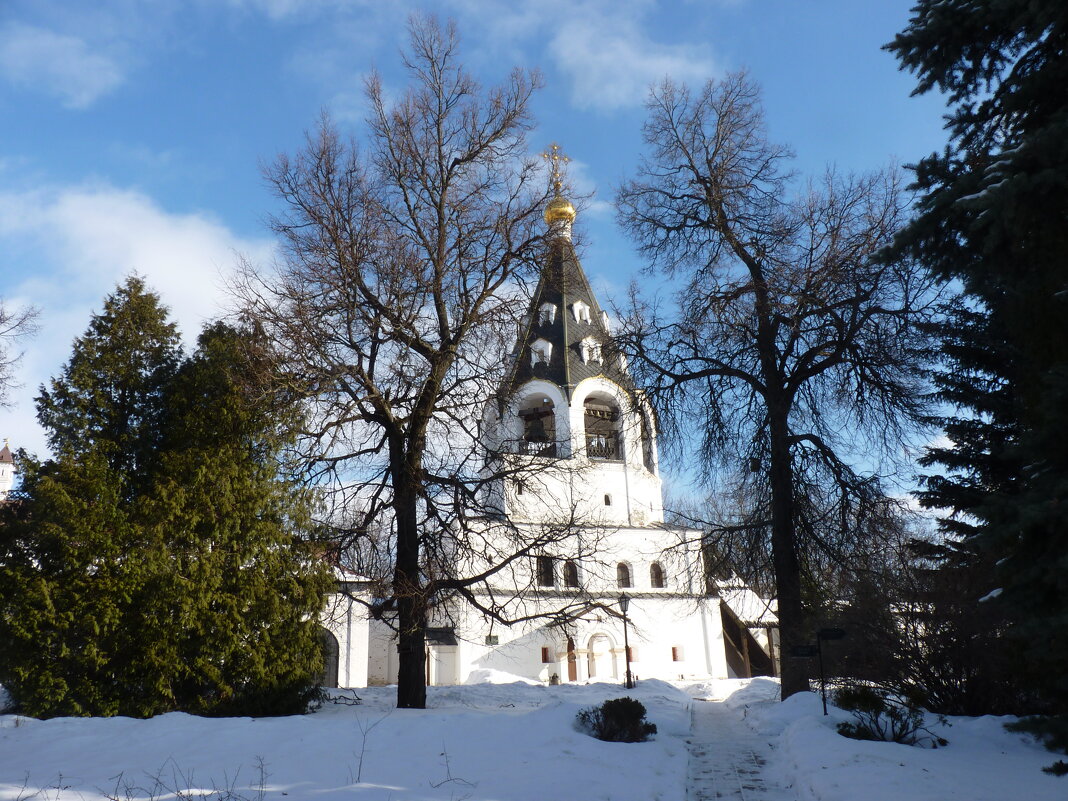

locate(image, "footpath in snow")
[[687, 677, 1068, 801], [687, 697, 793, 801], [685, 680, 794, 801]]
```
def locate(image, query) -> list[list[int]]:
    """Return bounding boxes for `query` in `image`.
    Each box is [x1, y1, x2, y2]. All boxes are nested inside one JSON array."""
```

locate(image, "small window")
[[650, 562, 665, 589], [579, 336, 602, 364], [572, 301, 591, 324], [539, 302, 556, 326], [616, 562, 632, 589], [485, 634, 499, 646], [604, 494, 612, 506], [563, 560, 579, 588], [541, 646, 553, 663], [672, 646, 683, 662], [530, 338, 552, 367], [536, 555, 555, 587], [516, 480, 525, 496]]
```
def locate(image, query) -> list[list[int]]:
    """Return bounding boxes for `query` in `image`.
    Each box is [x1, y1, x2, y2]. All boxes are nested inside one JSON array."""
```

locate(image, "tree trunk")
[[392, 444, 427, 709], [750, 251, 810, 701], [767, 393, 809, 699]]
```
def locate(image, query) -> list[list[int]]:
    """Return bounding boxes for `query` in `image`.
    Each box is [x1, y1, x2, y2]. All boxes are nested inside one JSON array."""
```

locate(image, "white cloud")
[[548, 16, 718, 111], [0, 22, 124, 109], [444, 0, 719, 112], [223, 0, 391, 24], [0, 184, 274, 456], [224, 0, 346, 20]]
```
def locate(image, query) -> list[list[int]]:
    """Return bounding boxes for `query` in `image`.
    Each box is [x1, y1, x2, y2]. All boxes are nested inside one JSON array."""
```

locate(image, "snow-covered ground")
[[692, 677, 1066, 801], [0, 676, 1063, 800]]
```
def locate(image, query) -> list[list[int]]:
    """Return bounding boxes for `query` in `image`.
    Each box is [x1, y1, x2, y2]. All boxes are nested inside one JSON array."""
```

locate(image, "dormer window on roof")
[[579, 337, 602, 364], [538, 302, 556, 326], [530, 338, 552, 367], [600, 310, 611, 332], [572, 301, 591, 324]]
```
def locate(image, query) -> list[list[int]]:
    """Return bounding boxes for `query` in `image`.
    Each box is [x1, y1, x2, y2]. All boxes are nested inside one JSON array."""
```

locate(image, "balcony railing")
[[517, 440, 557, 458], [586, 433, 621, 460]]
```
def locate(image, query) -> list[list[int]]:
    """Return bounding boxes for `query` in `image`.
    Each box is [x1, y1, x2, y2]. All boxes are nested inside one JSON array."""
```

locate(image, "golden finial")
[[540, 142, 577, 227], [541, 142, 570, 195]]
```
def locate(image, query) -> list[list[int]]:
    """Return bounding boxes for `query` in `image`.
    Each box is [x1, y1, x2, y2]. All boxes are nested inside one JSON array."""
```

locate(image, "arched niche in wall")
[[650, 561, 665, 589], [563, 560, 580, 588], [320, 627, 340, 688], [640, 406, 657, 474]]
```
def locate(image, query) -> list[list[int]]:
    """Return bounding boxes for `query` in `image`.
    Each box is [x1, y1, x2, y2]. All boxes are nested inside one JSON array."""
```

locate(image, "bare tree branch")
[[616, 72, 942, 699]]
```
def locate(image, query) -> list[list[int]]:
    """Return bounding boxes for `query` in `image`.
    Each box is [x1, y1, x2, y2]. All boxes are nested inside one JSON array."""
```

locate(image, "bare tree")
[[234, 18, 610, 709], [615, 72, 940, 699], [0, 298, 38, 407]]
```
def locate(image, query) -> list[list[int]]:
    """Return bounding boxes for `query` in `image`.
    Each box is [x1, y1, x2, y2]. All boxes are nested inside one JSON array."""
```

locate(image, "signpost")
[[816, 627, 847, 715]]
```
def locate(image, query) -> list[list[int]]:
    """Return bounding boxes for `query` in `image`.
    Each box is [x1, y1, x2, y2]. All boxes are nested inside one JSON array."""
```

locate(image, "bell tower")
[[0, 440, 14, 501], [489, 146, 663, 527]]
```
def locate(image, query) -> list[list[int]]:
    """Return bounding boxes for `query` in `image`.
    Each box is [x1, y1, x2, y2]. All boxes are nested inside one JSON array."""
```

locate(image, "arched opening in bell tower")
[[518, 394, 557, 457], [583, 394, 621, 461]]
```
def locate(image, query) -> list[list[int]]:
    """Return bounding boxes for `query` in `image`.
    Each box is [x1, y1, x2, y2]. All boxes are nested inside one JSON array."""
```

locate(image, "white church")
[[319, 184, 778, 689], [0, 186, 777, 691]]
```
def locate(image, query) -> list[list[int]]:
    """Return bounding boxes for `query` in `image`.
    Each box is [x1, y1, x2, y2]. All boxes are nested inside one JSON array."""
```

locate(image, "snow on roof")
[[716, 579, 778, 625]]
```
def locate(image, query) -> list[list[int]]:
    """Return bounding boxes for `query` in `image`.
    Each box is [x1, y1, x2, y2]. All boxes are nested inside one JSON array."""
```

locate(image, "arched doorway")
[[587, 633, 614, 679], [320, 628, 340, 688]]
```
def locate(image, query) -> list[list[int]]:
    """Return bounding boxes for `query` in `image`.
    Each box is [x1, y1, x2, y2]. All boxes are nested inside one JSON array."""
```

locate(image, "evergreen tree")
[[36, 275, 181, 493], [0, 281, 330, 718], [144, 323, 331, 716], [0, 453, 149, 717], [888, 0, 1068, 739]]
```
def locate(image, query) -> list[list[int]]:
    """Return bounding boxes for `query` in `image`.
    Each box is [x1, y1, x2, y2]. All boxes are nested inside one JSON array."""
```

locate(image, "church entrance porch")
[[586, 633, 616, 680]]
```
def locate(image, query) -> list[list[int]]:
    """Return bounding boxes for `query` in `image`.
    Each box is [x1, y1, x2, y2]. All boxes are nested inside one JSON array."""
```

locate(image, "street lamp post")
[[619, 593, 634, 690]]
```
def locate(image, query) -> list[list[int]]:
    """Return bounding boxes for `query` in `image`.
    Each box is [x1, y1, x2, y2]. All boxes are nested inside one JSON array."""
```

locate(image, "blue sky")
[[0, 0, 948, 461]]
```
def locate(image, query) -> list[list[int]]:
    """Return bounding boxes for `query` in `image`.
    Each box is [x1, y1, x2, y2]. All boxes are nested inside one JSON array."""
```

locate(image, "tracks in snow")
[[685, 698, 795, 801]]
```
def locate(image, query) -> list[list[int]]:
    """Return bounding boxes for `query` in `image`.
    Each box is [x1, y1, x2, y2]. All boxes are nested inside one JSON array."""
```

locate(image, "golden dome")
[[544, 194, 576, 226]]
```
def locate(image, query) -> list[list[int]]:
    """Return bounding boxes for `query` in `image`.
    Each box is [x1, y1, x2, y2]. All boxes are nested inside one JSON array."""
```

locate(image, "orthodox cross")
[[541, 143, 570, 194]]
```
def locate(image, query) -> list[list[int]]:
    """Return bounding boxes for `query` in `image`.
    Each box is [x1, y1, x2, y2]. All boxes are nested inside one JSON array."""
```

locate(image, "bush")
[[834, 685, 947, 748], [576, 697, 657, 743]]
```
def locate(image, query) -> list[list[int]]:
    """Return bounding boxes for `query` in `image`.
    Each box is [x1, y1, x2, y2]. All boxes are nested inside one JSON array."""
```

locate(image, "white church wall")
[[367, 618, 400, 685], [448, 594, 727, 685], [320, 591, 371, 688], [451, 519, 702, 601], [504, 460, 663, 528]]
